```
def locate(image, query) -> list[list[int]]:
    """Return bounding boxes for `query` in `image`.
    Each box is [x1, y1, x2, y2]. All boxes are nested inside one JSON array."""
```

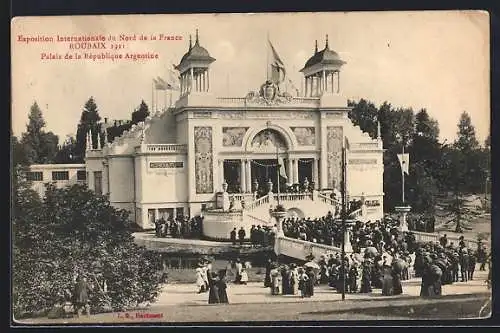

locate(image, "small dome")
[[178, 30, 215, 66], [301, 35, 345, 71]]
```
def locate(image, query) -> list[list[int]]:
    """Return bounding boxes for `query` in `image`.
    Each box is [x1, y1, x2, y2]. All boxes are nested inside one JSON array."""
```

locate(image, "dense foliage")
[[12, 173, 163, 318], [348, 99, 490, 229], [18, 102, 59, 165]]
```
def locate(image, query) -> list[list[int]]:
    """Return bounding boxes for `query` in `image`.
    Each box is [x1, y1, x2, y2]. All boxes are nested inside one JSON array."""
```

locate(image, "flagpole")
[[341, 138, 346, 302], [266, 31, 270, 81], [276, 144, 280, 206], [402, 143, 405, 205]]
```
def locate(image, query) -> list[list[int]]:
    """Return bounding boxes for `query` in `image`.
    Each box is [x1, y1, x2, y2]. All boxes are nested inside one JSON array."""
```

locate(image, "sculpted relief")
[[251, 129, 287, 152], [327, 126, 343, 190], [291, 127, 315, 145], [222, 127, 248, 147], [194, 127, 214, 194]]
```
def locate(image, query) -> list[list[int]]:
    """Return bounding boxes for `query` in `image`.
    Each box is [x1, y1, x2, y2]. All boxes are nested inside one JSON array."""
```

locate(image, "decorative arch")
[[243, 124, 298, 152], [286, 207, 305, 219]]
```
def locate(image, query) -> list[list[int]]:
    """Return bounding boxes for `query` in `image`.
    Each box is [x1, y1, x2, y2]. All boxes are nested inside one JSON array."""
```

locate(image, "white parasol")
[[304, 261, 320, 269]]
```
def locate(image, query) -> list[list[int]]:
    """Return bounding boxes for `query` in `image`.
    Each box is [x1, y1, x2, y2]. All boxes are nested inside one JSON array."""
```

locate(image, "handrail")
[[349, 208, 363, 218], [246, 214, 270, 226], [275, 192, 313, 201], [245, 194, 270, 210], [318, 193, 339, 206]]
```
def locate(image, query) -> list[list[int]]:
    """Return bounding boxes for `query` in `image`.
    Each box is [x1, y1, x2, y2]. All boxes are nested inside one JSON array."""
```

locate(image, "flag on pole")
[[397, 153, 410, 175], [268, 39, 286, 84], [278, 156, 288, 180], [157, 76, 173, 90], [153, 77, 167, 90]]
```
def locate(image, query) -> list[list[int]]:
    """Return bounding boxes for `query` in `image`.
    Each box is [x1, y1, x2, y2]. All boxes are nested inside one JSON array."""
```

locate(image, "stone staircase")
[[241, 191, 339, 226]]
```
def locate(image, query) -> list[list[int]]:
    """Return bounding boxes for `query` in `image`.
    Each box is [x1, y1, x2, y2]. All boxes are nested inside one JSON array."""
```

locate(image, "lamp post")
[[395, 134, 411, 232]]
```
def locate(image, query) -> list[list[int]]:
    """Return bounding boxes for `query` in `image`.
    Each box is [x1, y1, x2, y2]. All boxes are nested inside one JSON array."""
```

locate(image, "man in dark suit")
[[459, 248, 470, 282], [238, 227, 246, 246], [468, 249, 476, 281], [230, 228, 237, 245]]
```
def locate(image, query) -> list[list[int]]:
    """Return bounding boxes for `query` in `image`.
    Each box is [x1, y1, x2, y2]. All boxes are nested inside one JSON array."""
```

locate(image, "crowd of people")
[[229, 225, 277, 247], [154, 215, 203, 239], [276, 212, 490, 298]]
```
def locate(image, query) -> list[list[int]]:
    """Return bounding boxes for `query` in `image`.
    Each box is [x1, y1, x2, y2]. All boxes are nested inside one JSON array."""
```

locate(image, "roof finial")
[[325, 34, 329, 49], [189, 35, 192, 50], [315, 40, 318, 53], [195, 29, 199, 45]]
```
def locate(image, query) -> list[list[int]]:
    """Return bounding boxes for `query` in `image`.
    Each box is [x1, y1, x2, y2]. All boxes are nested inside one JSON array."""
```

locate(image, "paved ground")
[[17, 269, 490, 324]]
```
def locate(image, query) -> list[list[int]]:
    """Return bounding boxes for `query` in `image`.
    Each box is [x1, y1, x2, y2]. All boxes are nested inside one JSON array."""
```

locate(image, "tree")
[[455, 111, 479, 152], [75, 97, 101, 161], [348, 99, 378, 139], [106, 121, 132, 144], [12, 181, 163, 318], [131, 100, 150, 125], [20, 102, 59, 164], [12, 135, 28, 167], [405, 109, 442, 212], [54, 135, 78, 164]]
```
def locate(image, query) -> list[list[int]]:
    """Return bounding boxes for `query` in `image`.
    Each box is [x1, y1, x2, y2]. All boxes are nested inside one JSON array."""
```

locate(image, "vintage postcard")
[[11, 11, 491, 324]]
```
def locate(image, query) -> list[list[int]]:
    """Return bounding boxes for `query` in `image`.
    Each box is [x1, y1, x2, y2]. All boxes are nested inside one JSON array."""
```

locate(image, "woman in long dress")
[[217, 270, 229, 304], [270, 265, 281, 295], [304, 266, 316, 297], [208, 272, 220, 304], [381, 262, 394, 296], [289, 264, 299, 295], [298, 268, 309, 298], [281, 265, 289, 295], [195, 265, 206, 293], [264, 259, 272, 288], [360, 260, 372, 293]]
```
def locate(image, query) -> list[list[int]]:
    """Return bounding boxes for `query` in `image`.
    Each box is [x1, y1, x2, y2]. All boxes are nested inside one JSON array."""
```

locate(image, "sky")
[[11, 11, 490, 144]]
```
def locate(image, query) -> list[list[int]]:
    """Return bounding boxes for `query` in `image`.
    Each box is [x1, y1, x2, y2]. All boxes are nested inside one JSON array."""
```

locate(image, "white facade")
[[26, 164, 87, 198], [28, 32, 385, 235]]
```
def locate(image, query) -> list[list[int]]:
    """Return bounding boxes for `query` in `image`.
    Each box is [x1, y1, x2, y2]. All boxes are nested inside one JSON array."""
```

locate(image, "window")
[[26, 171, 43, 181], [94, 171, 102, 195], [52, 171, 69, 181], [77, 170, 86, 181]]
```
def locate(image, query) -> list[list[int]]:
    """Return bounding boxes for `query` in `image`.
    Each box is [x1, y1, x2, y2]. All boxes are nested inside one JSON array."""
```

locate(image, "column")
[[313, 157, 319, 189], [207, 68, 210, 91], [293, 159, 299, 184], [287, 158, 293, 184], [240, 159, 246, 193], [331, 72, 334, 94], [309, 76, 313, 97], [155, 208, 159, 222], [337, 71, 340, 93], [245, 159, 252, 193], [190, 67, 194, 92], [304, 77, 308, 97], [219, 160, 224, 190], [324, 71, 328, 92], [322, 70, 326, 94], [203, 71, 206, 91]]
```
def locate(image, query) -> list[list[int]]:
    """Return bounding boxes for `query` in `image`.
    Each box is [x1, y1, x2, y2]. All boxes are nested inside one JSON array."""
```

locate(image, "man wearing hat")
[[459, 247, 469, 282]]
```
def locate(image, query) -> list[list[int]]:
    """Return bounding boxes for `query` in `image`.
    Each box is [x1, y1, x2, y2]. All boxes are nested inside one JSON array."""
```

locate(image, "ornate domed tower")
[[175, 29, 216, 95], [300, 35, 346, 97]]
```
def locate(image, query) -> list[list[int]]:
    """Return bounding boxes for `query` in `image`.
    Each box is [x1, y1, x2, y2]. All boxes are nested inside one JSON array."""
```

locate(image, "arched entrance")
[[249, 128, 289, 196]]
